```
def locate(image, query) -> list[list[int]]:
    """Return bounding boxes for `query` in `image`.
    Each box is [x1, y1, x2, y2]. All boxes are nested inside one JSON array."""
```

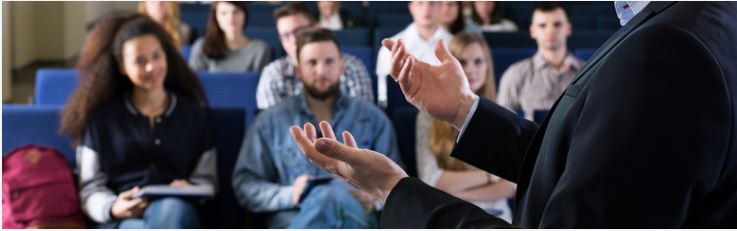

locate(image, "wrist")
[[452, 93, 477, 130]]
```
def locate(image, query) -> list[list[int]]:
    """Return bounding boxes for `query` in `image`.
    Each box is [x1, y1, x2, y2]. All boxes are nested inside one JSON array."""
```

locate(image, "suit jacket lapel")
[[513, 1, 677, 217]]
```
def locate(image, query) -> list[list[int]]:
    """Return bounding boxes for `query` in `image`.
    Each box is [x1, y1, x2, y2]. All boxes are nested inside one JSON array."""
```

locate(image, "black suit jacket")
[[382, 2, 737, 228]]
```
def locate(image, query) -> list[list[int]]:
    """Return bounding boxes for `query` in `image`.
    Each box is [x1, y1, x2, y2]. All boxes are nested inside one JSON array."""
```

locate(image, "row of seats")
[[180, 2, 619, 40]]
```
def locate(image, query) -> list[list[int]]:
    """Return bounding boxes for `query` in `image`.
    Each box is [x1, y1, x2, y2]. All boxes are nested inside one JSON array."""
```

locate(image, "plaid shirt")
[[256, 53, 374, 110]]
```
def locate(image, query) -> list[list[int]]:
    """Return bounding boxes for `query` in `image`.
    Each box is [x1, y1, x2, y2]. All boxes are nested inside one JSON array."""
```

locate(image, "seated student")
[[137, 1, 192, 48], [415, 32, 515, 222], [232, 29, 403, 229], [256, 2, 373, 110], [438, 1, 480, 35], [469, 1, 518, 32], [375, 1, 454, 108], [60, 14, 216, 229], [316, 1, 365, 31], [189, 1, 271, 72], [497, 2, 583, 121]]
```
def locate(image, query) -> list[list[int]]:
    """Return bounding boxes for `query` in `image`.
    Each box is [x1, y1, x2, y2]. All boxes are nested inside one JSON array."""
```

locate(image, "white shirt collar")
[[614, 1, 650, 26]]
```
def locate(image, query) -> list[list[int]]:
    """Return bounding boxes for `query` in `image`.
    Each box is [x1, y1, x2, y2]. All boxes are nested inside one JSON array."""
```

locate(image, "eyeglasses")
[[279, 23, 315, 41]]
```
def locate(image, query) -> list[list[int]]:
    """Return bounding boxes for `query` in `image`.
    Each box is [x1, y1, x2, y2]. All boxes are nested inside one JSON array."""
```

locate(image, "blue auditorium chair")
[[248, 12, 276, 27], [200, 107, 248, 228], [491, 48, 536, 87], [367, 1, 409, 28], [389, 107, 419, 177], [33, 68, 260, 128], [334, 28, 370, 47], [34, 68, 78, 105], [570, 16, 595, 30], [182, 45, 192, 60], [385, 75, 414, 114], [483, 32, 536, 48], [179, 3, 210, 41], [2, 105, 75, 165], [343, 46, 373, 74], [372, 14, 413, 29], [197, 72, 260, 127], [245, 27, 284, 59]]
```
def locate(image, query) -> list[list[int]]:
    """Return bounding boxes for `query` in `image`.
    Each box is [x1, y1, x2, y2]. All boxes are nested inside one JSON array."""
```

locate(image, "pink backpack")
[[2, 145, 86, 228]]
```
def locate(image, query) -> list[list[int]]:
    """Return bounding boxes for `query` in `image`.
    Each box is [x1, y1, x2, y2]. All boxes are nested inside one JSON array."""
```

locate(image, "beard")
[[304, 80, 341, 101]]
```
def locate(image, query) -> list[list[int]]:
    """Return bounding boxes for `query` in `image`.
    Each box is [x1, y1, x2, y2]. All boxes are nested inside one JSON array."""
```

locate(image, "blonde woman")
[[415, 31, 515, 222], [138, 1, 192, 48]]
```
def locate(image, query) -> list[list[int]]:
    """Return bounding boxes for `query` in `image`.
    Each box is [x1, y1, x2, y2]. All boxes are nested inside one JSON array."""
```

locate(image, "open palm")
[[383, 39, 477, 128]]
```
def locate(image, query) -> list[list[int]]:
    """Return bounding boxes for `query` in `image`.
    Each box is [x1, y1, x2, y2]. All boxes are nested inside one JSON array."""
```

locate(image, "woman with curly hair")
[[61, 13, 215, 228]]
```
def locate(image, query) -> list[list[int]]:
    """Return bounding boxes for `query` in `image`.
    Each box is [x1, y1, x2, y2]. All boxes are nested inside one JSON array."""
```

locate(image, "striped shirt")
[[256, 53, 374, 110], [497, 52, 584, 121]]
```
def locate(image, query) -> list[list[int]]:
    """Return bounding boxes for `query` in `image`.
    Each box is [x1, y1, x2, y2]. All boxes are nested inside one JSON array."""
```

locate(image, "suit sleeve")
[[381, 98, 537, 228], [537, 25, 729, 227], [451, 97, 539, 183]]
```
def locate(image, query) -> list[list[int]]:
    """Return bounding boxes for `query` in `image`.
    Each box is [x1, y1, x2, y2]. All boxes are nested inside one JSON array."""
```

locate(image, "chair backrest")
[[333, 28, 371, 47], [491, 48, 537, 88], [483, 32, 536, 48], [200, 107, 248, 228], [197, 72, 260, 127], [389, 107, 418, 177], [2, 105, 74, 166], [34, 69, 79, 105], [342, 46, 373, 74], [245, 27, 284, 59], [182, 45, 192, 61], [33, 68, 260, 127]]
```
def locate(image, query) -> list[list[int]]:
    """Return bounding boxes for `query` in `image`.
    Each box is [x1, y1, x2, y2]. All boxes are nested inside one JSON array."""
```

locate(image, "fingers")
[[304, 123, 317, 143], [319, 121, 336, 140], [381, 38, 395, 50], [314, 138, 360, 165], [397, 55, 414, 86], [342, 131, 357, 148], [434, 38, 453, 62], [290, 125, 336, 166], [389, 39, 407, 79]]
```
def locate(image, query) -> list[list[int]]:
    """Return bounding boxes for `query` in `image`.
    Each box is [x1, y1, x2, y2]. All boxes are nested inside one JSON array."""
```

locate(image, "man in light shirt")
[[375, 1, 454, 108], [497, 2, 583, 121]]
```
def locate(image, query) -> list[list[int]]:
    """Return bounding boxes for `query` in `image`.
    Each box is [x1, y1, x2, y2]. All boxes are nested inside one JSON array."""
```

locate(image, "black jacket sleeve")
[[452, 97, 539, 183]]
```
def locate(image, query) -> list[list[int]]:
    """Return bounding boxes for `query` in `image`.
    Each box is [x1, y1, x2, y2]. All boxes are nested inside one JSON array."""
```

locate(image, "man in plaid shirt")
[[256, 3, 374, 110]]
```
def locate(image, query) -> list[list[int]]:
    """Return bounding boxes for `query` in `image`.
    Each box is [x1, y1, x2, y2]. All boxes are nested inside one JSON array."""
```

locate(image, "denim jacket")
[[232, 93, 403, 212]]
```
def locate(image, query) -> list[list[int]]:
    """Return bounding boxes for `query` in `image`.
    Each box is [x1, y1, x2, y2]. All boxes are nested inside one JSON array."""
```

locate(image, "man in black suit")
[[290, 1, 737, 228]]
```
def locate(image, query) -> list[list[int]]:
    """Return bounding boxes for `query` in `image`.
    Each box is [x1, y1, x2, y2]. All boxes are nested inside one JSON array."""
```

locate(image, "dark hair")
[[472, 1, 504, 25], [447, 1, 465, 34], [533, 2, 568, 16], [273, 2, 317, 24], [296, 28, 341, 62], [203, 1, 249, 60], [61, 13, 207, 143]]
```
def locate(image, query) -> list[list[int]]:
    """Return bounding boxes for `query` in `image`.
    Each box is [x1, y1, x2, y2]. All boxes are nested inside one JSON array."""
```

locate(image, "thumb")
[[434, 38, 453, 62], [314, 138, 360, 164]]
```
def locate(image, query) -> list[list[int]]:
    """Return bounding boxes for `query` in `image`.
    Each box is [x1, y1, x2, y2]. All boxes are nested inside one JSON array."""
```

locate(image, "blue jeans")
[[282, 181, 376, 228], [118, 197, 199, 229]]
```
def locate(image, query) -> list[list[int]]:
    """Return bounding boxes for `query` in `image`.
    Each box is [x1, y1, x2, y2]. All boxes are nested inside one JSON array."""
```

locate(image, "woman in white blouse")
[[415, 32, 515, 222]]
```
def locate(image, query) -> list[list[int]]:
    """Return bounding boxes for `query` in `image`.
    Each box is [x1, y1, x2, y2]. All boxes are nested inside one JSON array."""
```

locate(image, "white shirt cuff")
[[456, 96, 480, 144]]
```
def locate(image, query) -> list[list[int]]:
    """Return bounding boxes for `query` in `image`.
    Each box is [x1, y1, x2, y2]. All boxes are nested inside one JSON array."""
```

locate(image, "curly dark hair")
[[61, 13, 207, 143], [203, 1, 249, 60]]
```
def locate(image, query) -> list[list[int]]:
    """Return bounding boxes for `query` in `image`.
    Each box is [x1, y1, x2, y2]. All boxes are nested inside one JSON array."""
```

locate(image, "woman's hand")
[[111, 186, 149, 220]]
